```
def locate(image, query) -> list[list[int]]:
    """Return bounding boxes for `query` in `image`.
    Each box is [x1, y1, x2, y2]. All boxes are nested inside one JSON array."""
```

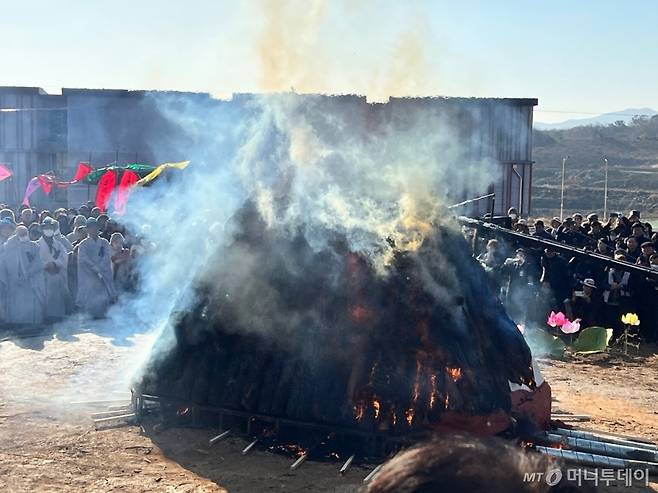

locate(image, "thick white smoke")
[[98, 93, 503, 378]]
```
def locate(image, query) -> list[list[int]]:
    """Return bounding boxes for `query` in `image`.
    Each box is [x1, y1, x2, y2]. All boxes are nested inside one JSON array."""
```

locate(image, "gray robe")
[[76, 236, 116, 317], [0, 236, 46, 324], [38, 236, 71, 320]]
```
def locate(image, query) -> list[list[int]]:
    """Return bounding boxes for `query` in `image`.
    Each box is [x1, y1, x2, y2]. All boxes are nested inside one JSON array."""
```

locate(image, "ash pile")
[[138, 201, 536, 443]]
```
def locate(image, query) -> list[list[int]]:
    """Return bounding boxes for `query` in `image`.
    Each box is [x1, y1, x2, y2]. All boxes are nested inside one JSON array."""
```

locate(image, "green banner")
[[85, 164, 156, 184]]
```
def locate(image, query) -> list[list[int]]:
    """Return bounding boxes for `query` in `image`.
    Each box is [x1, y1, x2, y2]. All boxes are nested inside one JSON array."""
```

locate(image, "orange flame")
[[354, 402, 365, 422], [412, 359, 422, 403], [446, 366, 462, 382], [405, 408, 415, 426], [444, 393, 449, 409], [373, 398, 381, 420], [429, 374, 438, 409]]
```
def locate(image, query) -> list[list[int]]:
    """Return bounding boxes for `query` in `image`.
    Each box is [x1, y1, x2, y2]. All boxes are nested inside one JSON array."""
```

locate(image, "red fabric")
[[511, 381, 552, 430], [0, 164, 12, 181], [72, 162, 93, 182], [38, 175, 54, 194], [430, 410, 511, 436], [113, 170, 139, 215], [95, 169, 118, 212]]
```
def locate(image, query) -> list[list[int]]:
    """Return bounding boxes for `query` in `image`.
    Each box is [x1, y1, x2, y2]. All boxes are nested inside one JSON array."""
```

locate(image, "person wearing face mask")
[[0, 225, 45, 325], [76, 217, 116, 318], [37, 218, 71, 321]]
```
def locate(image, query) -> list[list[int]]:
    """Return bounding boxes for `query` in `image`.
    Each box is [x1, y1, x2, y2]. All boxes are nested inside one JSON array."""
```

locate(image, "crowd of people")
[[0, 201, 144, 326], [473, 208, 658, 343]]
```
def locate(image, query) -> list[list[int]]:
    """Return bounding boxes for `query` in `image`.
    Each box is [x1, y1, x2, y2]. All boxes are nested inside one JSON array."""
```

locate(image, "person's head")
[[586, 220, 600, 233], [28, 223, 41, 241], [73, 214, 87, 229], [86, 200, 95, 210], [0, 218, 16, 239], [534, 219, 545, 232], [586, 213, 598, 224], [486, 239, 499, 252], [79, 205, 90, 218], [110, 232, 125, 251], [550, 217, 560, 230], [582, 278, 596, 296], [67, 208, 78, 220], [629, 209, 641, 222], [637, 256, 650, 267], [105, 219, 117, 235], [632, 222, 645, 238], [597, 239, 609, 255], [90, 207, 102, 218], [645, 222, 653, 236], [572, 213, 583, 226], [74, 225, 88, 241], [507, 207, 518, 221], [97, 213, 109, 229], [0, 208, 15, 222], [641, 241, 655, 256], [56, 212, 68, 229], [367, 434, 588, 493], [15, 225, 29, 243], [39, 210, 52, 222], [20, 208, 33, 224], [86, 217, 99, 237], [626, 236, 639, 251], [515, 248, 527, 263], [40, 217, 57, 238]]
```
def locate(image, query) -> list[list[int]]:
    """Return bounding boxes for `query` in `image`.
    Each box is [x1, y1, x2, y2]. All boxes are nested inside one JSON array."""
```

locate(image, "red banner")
[[113, 170, 139, 215], [0, 164, 12, 182], [95, 169, 118, 212], [72, 162, 93, 182]]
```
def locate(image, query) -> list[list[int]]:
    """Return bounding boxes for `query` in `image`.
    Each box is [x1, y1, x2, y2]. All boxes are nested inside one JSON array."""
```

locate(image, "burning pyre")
[[139, 202, 535, 435]]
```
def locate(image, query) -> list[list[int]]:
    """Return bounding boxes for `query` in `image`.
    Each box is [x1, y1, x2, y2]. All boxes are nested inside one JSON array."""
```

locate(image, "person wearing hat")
[[566, 278, 602, 329], [76, 216, 116, 318], [625, 237, 641, 262], [639, 241, 656, 264], [37, 217, 71, 322], [0, 225, 46, 325]]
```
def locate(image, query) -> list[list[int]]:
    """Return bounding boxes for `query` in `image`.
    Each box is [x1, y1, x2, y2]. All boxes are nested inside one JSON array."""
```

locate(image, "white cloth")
[[0, 236, 45, 324], [38, 236, 71, 320], [76, 236, 116, 317]]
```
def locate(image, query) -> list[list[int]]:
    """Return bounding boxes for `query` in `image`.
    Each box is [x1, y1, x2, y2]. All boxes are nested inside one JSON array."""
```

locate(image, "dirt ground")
[[1, 324, 657, 493]]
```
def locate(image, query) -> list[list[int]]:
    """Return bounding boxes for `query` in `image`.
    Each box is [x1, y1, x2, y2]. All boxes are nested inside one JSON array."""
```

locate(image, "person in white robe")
[[76, 217, 116, 318], [38, 218, 71, 321], [0, 226, 45, 325]]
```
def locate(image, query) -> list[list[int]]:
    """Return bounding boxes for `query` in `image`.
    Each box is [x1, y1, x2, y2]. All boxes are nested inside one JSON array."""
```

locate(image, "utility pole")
[[560, 155, 569, 220], [603, 157, 609, 220]]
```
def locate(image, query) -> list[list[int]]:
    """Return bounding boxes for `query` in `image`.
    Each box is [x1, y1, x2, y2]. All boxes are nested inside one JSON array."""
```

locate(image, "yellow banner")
[[135, 160, 191, 186]]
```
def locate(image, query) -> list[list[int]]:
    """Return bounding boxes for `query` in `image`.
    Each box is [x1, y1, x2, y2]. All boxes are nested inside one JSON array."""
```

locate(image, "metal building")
[[0, 87, 536, 214]]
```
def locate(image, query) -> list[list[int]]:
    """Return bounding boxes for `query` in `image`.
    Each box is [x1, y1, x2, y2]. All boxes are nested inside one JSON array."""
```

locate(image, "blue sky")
[[1, 0, 657, 123]]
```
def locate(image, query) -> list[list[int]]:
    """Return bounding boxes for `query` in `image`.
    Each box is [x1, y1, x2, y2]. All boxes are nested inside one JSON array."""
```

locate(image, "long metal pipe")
[[552, 428, 657, 451], [535, 445, 658, 474]]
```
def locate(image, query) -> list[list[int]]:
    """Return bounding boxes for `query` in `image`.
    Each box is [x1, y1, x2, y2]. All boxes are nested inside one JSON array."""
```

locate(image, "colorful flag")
[[72, 162, 93, 182], [22, 177, 41, 206], [0, 164, 12, 182], [38, 175, 54, 194], [95, 169, 118, 212], [113, 170, 140, 215], [135, 160, 190, 186]]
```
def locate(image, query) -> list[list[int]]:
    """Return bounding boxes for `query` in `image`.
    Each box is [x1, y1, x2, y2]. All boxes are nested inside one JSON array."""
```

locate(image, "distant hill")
[[534, 108, 657, 130], [531, 115, 658, 218]]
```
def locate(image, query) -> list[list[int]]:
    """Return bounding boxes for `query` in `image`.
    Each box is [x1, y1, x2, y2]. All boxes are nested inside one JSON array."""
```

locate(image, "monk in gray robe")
[[38, 218, 71, 322], [0, 225, 45, 325], [76, 217, 116, 318]]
